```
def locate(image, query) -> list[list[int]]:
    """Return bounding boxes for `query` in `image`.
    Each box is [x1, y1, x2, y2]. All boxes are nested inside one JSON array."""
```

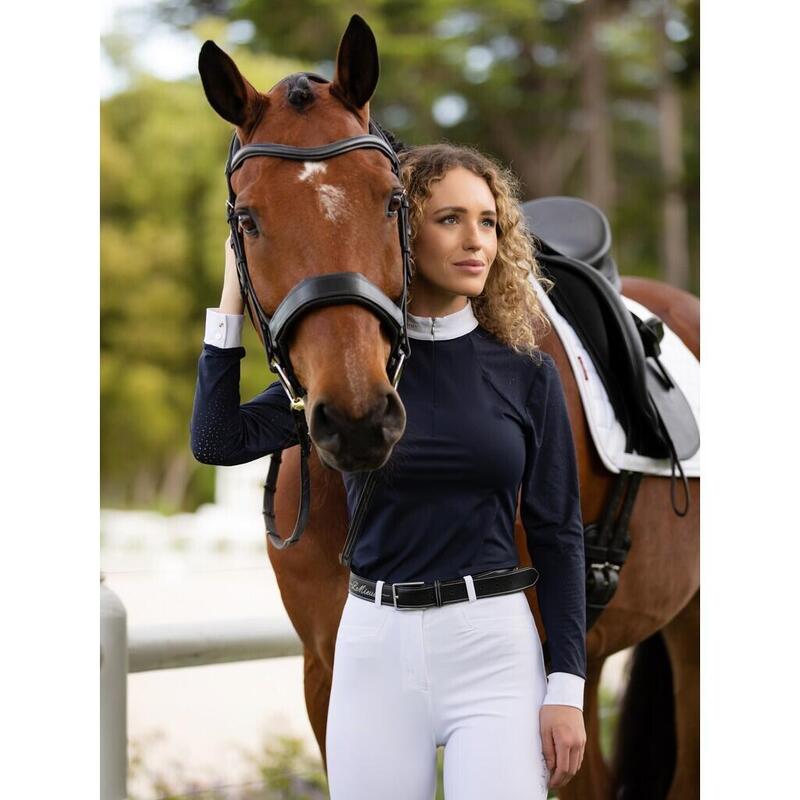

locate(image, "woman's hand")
[[540, 704, 586, 789], [219, 234, 245, 315]]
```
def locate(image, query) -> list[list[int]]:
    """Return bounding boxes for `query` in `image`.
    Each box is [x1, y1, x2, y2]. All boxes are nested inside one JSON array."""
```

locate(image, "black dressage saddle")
[[522, 197, 700, 634], [521, 196, 699, 466]]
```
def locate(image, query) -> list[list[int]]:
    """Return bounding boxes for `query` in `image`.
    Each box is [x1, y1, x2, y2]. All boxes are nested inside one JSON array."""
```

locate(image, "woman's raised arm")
[[189, 237, 298, 465]]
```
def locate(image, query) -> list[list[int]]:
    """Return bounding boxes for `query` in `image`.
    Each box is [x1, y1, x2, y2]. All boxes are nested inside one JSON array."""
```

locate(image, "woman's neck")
[[408, 280, 469, 318]]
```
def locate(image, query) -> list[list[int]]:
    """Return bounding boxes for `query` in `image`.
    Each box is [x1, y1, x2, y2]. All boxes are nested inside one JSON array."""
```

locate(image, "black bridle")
[[224, 99, 412, 552]]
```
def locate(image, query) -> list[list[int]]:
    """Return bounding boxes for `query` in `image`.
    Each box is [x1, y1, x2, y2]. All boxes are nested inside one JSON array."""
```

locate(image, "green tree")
[[101, 44, 308, 510], [101, 0, 699, 511], [157, 0, 699, 286]]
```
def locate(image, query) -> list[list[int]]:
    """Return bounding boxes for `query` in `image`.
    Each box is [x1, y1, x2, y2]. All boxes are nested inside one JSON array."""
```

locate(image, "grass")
[[128, 731, 329, 799], [128, 689, 621, 800]]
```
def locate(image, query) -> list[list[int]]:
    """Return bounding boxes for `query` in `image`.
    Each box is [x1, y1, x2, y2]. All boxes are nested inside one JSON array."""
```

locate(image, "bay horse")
[[199, 15, 699, 800]]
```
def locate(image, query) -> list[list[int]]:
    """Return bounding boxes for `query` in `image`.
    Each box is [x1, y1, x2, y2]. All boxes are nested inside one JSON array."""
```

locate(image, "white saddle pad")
[[529, 277, 700, 478]]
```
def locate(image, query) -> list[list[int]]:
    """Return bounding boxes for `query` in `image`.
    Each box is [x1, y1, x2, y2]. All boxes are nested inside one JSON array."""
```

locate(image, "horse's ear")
[[330, 14, 379, 113], [198, 40, 264, 130]]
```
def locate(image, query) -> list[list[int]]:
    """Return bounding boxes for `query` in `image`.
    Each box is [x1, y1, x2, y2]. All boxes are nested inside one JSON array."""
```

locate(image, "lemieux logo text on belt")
[[349, 579, 375, 598]]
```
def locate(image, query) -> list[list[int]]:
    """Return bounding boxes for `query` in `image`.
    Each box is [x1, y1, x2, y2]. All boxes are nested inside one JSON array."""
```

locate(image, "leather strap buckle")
[[391, 581, 425, 609]]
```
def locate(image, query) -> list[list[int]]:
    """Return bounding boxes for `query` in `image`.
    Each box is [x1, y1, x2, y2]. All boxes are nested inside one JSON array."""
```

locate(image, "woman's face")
[[411, 166, 498, 310]]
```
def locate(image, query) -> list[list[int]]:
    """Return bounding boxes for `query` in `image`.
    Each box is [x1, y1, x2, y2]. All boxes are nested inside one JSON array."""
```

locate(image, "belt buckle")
[[391, 581, 425, 609]]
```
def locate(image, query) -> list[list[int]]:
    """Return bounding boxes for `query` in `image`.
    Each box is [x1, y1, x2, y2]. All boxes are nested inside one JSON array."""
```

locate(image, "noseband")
[[224, 96, 412, 551]]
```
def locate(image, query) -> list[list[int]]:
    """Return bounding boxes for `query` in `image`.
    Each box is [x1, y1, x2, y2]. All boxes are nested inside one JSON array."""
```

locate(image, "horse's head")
[[199, 15, 408, 473]]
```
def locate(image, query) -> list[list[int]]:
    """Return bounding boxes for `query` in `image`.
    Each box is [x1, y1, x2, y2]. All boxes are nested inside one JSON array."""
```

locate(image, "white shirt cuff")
[[542, 672, 585, 710], [204, 308, 244, 348]]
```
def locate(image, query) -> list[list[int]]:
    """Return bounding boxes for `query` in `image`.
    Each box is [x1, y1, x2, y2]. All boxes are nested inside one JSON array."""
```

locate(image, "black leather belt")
[[348, 566, 539, 610]]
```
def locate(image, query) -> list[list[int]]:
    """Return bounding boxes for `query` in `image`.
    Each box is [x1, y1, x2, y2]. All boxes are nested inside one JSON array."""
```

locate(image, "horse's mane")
[[371, 117, 410, 156]]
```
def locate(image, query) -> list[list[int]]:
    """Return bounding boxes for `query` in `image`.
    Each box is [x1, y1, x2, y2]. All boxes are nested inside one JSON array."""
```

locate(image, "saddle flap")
[[642, 353, 701, 461]]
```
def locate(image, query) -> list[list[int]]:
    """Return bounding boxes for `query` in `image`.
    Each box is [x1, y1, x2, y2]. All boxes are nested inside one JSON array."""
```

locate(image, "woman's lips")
[[452, 262, 485, 273]]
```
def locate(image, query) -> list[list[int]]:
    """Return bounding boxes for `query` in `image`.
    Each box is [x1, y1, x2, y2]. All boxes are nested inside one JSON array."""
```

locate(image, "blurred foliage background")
[[101, 0, 699, 513]]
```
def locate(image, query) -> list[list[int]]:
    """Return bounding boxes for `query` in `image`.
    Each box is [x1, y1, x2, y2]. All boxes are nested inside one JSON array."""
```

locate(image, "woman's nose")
[[462, 221, 482, 249]]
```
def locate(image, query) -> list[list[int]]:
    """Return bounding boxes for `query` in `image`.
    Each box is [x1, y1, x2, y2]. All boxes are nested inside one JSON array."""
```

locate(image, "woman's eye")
[[237, 214, 258, 236], [438, 215, 496, 228]]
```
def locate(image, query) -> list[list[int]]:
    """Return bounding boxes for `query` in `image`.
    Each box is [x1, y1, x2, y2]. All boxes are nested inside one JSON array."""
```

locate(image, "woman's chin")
[[452, 277, 487, 295]]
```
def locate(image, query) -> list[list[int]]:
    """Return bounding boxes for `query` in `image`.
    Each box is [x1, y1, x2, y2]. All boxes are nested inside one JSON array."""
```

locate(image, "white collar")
[[406, 299, 480, 341]]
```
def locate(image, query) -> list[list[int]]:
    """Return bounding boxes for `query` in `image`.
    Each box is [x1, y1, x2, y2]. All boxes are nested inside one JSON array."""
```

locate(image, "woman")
[[191, 142, 586, 798]]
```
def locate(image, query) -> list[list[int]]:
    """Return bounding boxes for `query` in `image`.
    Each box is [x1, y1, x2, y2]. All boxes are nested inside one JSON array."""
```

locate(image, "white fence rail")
[[99, 577, 304, 800]]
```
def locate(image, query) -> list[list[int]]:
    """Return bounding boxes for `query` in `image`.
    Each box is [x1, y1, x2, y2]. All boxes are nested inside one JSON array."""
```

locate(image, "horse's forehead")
[[294, 162, 348, 223], [249, 89, 361, 146], [234, 159, 348, 224], [234, 156, 344, 194], [297, 162, 327, 182]]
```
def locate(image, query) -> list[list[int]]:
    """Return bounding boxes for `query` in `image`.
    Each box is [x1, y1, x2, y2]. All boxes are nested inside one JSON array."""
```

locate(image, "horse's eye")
[[387, 192, 404, 218], [237, 213, 258, 237]]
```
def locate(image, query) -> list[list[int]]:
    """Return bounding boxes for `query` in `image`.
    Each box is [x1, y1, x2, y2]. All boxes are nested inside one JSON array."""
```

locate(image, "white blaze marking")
[[318, 184, 347, 222], [297, 161, 327, 181], [296, 162, 347, 222]]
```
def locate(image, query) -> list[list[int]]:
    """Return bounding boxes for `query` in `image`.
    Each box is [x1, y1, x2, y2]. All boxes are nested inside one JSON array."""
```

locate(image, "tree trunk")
[[656, 0, 691, 288], [487, 56, 587, 201], [132, 466, 158, 508], [579, 0, 616, 215], [158, 451, 192, 512]]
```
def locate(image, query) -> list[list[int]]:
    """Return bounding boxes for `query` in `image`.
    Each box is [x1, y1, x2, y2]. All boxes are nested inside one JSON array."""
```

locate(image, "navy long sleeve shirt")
[[190, 300, 587, 702]]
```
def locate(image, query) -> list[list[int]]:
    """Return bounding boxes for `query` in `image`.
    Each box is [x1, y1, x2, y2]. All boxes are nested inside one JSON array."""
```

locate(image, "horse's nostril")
[[372, 392, 389, 419], [381, 390, 406, 445], [312, 401, 343, 452], [310, 391, 404, 462]]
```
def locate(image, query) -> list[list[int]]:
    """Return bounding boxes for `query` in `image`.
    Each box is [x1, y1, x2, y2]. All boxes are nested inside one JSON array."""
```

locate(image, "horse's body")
[[199, 16, 699, 799], [269, 274, 699, 800]]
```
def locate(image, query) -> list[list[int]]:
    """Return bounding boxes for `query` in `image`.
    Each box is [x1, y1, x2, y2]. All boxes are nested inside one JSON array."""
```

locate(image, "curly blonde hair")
[[398, 142, 553, 358]]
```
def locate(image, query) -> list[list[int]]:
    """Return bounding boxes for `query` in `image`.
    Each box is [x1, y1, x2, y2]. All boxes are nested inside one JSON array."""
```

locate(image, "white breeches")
[[325, 587, 550, 799]]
